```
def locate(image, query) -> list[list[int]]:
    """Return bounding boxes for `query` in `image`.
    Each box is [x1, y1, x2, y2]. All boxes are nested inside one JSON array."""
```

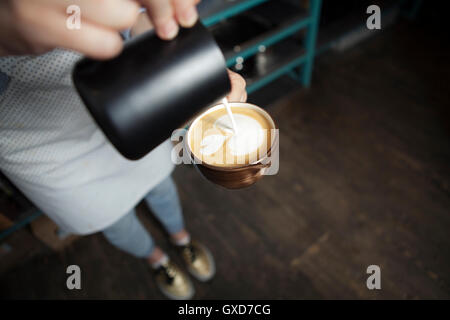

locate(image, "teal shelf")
[[200, 0, 270, 27], [225, 14, 310, 67], [203, 0, 322, 90], [0, 209, 41, 241], [247, 52, 307, 94]]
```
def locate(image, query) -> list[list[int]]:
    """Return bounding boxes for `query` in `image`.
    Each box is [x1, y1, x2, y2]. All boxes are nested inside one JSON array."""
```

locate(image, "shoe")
[[154, 259, 195, 300], [180, 240, 216, 282]]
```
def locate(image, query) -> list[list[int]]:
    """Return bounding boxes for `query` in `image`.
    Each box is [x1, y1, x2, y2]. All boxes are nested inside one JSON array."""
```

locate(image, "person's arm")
[[0, 0, 200, 59]]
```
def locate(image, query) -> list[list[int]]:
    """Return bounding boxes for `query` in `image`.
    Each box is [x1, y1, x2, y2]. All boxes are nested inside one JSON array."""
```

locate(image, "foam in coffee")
[[189, 103, 273, 167]]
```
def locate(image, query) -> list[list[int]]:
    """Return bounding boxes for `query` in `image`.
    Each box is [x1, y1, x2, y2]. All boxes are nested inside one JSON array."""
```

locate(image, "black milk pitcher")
[[72, 22, 230, 160]]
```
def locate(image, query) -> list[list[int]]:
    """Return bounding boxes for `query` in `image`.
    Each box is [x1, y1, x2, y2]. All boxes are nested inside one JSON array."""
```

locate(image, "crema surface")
[[189, 106, 273, 167]]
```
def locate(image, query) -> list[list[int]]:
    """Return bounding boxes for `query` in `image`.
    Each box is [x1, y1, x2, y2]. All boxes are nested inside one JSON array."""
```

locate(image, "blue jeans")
[[102, 175, 184, 258]]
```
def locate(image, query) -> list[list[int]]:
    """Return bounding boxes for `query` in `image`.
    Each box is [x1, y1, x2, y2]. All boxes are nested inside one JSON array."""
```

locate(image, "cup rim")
[[186, 102, 278, 171]]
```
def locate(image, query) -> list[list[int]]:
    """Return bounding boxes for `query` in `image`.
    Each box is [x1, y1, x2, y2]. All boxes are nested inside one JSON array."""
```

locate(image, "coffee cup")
[[185, 102, 278, 189]]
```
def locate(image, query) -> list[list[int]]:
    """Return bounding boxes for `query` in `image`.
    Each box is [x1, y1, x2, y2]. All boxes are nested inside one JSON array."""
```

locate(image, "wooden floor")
[[1, 21, 449, 299]]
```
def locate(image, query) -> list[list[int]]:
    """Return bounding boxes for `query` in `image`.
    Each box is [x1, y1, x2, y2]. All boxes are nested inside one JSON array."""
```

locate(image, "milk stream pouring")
[[222, 97, 239, 135]]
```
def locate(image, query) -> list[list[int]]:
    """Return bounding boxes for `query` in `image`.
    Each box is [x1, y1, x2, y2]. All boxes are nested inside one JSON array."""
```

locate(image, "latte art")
[[213, 114, 264, 156], [189, 105, 274, 167]]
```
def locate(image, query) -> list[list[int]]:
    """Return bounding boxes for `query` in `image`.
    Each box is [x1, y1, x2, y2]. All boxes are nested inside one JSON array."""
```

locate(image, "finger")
[[41, 0, 140, 30], [240, 91, 248, 102], [141, 0, 178, 40], [22, 4, 123, 59], [173, 0, 198, 28], [57, 24, 124, 60], [226, 70, 247, 102]]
